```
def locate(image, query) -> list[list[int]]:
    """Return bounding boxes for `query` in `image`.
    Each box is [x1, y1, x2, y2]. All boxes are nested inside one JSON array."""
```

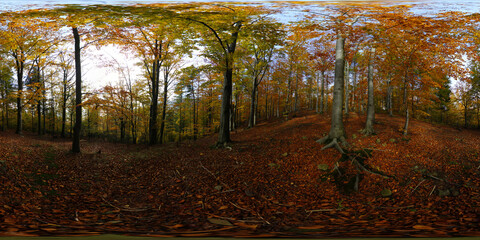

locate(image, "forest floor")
[[1, 111, 479, 238]]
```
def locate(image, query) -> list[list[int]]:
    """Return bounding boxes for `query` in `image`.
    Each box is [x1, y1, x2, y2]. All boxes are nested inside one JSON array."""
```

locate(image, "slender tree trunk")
[[324, 74, 328, 113], [5, 101, 9, 130], [72, 27, 82, 153], [344, 61, 350, 116], [1, 99, 5, 131], [315, 72, 320, 113], [193, 92, 197, 140], [255, 88, 258, 124], [160, 75, 168, 144], [317, 36, 347, 153], [403, 107, 410, 136], [320, 71, 325, 114], [352, 62, 357, 112], [403, 76, 409, 136], [248, 78, 257, 128], [387, 78, 393, 116], [42, 98, 46, 135], [363, 48, 375, 135], [42, 73, 46, 135], [37, 101, 41, 135], [61, 79, 67, 138], [294, 70, 298, 112], [15, 57, 24, 135]]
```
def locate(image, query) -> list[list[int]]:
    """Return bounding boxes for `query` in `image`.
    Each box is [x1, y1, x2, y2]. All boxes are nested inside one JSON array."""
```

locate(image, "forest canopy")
[[0, 2, 479, 148]]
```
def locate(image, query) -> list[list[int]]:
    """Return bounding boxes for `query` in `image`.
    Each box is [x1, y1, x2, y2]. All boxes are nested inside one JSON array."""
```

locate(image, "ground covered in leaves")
[[1, 112, 479, 237]]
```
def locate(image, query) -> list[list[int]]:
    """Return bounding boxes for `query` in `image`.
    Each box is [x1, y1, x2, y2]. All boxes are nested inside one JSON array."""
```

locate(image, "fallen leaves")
[[0, 112, 479, 237]]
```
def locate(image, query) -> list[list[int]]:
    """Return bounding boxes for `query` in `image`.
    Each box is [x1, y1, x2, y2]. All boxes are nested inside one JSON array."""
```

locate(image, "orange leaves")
[[413, 225, 435, 230]]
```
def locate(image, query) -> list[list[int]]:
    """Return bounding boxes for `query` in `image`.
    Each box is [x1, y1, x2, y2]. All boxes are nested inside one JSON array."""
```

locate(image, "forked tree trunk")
[[217, 22, 241, 146], [317, 36, 347, 153]]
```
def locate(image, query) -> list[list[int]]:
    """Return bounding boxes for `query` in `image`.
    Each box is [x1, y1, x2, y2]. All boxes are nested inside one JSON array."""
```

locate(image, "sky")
[[1, 0, 479, 89]]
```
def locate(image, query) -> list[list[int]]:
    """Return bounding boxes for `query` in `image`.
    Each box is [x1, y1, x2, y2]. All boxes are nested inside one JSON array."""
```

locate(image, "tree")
[[108, 11, 184, 145], [0, 62, 14, 131], [241, 18, 284, 128], [362, 47, 376, 135], [317, 6, 364, 153], [56, 50, 75, 138], [0, 13, 58, 135], [182, 4, 268, 146]]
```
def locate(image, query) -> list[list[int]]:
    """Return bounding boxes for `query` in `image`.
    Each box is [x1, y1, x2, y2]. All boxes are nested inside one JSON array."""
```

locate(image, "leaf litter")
[[0, 111, 479, 237]]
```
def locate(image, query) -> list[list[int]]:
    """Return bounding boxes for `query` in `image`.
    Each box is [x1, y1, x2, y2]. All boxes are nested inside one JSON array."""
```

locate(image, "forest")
[[0, 1, 480, 238]]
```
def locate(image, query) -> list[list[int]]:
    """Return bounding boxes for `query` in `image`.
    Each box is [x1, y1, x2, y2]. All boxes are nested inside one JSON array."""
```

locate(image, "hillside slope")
[[0, 112, 479, 237]]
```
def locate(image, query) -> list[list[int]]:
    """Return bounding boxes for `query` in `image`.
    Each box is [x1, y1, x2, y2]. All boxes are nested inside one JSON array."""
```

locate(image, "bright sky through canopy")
[[1, 0, 478, 89]]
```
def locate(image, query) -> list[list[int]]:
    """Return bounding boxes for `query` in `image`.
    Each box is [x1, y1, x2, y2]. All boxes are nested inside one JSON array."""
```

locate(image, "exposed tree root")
[[360, 128, 376, 136], [325, 148, 394, 193], [317, 135, 349, 154]]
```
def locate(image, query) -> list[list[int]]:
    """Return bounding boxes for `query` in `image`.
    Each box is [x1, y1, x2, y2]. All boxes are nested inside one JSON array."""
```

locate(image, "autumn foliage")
[[0, 1, 480, 237]]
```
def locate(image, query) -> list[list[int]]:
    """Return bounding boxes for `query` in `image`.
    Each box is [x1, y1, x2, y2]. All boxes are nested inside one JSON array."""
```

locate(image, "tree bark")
[[160, 71, 168, 144], [14, 56, 24, 135], [61, 66, 69, 138], [317, 36, 347, 153], [387, 78, 393, 116], [344, 61, 350, 116], [72, 27, 82, 153], [149, 40, 161, 145], [217, 22, 241, 146], [248, 77, 257, 128], [320, 71, 325, 114], [362, 48, 375, 135]]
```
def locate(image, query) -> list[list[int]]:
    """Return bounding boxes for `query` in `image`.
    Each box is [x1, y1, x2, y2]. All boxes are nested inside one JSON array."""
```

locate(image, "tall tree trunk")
[[1, 99, 5, 131], [15, 57, 24, 135], [294, 70, 298, 112], [61, 78, 67, 138], [403, 76, 409, 136], [344, 61, 350, 116], [120, 117, 125, 142], [248, 77, 257, 128], [218, 64, 233, 145], [363, 48, 375, 135], [320, 71, 325, 114], [387, 78, 393, 116], [255, 88, 258, 125], [193, 92, 197, 140], [37, 101, 41, 135], [72, 27, 82, 153], [5, 101, 9, 130], [149, 40, 161, 145], [352, 62, 357, 112], [316, 72, 320, 113], [160, 74, 168, 144], [317, 36, 347, 153], [403, 107, 410, 136], [217, 23, 241, 146]]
